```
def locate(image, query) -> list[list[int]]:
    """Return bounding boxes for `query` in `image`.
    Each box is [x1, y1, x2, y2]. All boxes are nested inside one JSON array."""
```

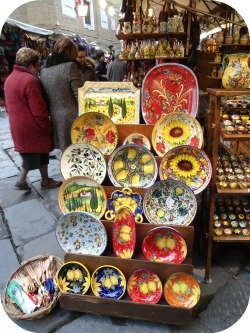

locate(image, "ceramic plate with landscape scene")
[[71, 112, 118, 155], [123, 133, 151, 150], [58, 176, 107, 219], [152, 112, 203, 156], [159, 145, 212, 194], [142, 226, 187, 264], [56, 212, 107, 255], [78, 81, 140, 124], [108, 144, 158, 188], [60, 143, 106, 184], [142, 63, 199, 124], [143, 180, 197, 226]]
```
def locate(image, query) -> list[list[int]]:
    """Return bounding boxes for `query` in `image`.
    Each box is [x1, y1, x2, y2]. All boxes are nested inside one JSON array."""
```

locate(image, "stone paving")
[[0, 109, 249, 333]]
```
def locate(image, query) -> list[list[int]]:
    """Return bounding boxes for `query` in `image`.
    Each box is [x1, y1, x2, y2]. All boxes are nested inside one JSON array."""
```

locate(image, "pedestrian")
[[77, 44, 96, 81], [107, 50, 127, 82], [4, 47, 62, 191], [94, 50, 108, 81], [40, 36, 84, 152]]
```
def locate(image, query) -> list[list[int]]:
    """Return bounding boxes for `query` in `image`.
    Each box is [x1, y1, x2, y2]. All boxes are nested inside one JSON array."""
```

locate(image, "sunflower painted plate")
[[142, 226, 187, 264], [56, 212, 107, 255], [142, 63, 199, 124], [123, 133, 151, 150], [143, 180, 197, 226], [60, 143, 106, 184], [127, 269, 162, 304], [58, 176, 107, 219], [71, 112, 118, 155], [91, 265, 126, 299], [152, 112, 203, 156], [108, 144, 158, 188], [163, 272, 200, 308]]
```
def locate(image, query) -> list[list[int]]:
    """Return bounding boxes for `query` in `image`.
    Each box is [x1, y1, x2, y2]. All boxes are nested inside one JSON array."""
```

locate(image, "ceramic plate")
[[159, 145, 212, 194], [71, 112, 118, 155], [164, 272, 200, 308], [60, 143, 106, 184], [123, 133, 151, 150], [56, 212, 107, 255], [58, 176, 107, 219], [142, 227, 187, 264], [108, 144, 158, 188], [91, 265, 126, 299], [127, 269, 162, 304], [152, 112, 203, 156], [105, 187, 143, 223], [112, 207, 136, 259], [143, 180, 197, 226], [142, 63, 199, 124]]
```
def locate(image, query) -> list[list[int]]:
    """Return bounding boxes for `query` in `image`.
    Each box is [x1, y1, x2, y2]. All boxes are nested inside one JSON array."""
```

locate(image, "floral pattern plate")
[[142, 226, 187, 264], [71, 112, 118, 155], [164, 272, 201, 308], [105, 187, 144, 223], [60, 143, 106, 184], [127, 269, 162, 304], [159, 145, 212, 194], [142, 63, 199, 124], [108, 144, 158, 188], [143, 180, 197, 226], [91, 265, 126, 299], [152, 112, 203, 156], [56, 212, 107, 255], [58, 176, 107, 219], [123, 133, 151, 150], [113, 207, 136, 259]]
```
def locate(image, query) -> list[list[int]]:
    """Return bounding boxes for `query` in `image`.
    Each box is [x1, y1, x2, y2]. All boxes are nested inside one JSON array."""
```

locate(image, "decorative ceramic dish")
[[142, 63, 199, 124], [163, 272, 200, 308], [58, 176, 107, 219], [56, 212, 107, 255], [112, 207, 136, 259], [159, 145, 212, 194], [56, 261, 90, 295], [143, 180, 197, 226], [142, 226, 187, 264], [71, 112, 118, 155], [152, 112, 203, 156], [123, 133, 151, 150], [105, 187, 143, 223], [107, 144, 158, 188], [60, 143, 106, 184], [91, 265, 126, 299], [127, 269, 162, 304]]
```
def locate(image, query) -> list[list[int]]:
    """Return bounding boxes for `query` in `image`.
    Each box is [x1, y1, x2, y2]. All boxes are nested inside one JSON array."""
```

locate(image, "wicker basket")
[[2, 254, 63, 320]]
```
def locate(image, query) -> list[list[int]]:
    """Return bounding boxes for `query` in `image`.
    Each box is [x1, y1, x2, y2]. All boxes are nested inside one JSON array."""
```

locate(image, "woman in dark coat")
[[4, 47, 62, 191], [40, 37, 84, 152]]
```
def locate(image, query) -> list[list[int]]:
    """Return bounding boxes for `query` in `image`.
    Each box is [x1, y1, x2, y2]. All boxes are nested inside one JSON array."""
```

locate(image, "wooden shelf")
[[216, 184, 250, 195], [220, 127, 250, 141], [213, 235, 250, 242], [207, 88, 250, 97], [116, 32, 186, 41]]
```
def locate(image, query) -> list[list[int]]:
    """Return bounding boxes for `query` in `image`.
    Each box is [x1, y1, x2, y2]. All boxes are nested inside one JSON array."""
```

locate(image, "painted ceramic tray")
[[127, 269, 162, 304], [60, 143, 106, 184], [91, 265, 126, 299], [152, 112, 203, 156], [58, 176, 107, 219], [108, 144, 158, 188], [143, 180, 197, 226], [142, 63, 199, 124], [71, 112, 118, 155], [164, 272, 201, 308], [78, 81, 140, 124], [105, 187, 143, 223], [123, 133, 151, 151], [56, 212, 107, 255], [159, 145, 212, 194], [112, 207, 136, 259], [142, 226, 187, 264]]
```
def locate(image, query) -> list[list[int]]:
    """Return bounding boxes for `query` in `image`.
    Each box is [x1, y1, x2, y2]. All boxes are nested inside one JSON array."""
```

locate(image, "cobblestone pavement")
[[0, 109, 249, 333]]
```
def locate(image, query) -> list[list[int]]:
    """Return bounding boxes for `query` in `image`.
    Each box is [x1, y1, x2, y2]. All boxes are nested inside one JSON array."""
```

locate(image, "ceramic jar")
[[225, 35, 233, 45], [167, 17, 178, 33], [123, 22, 132, 35], [215, 31, 224, 44], [214, 53, 222, 64], [240, 34, 249, 45], [142, 17, 153, 34], [132, 12, 141, 34], [222, 53, 250, 89], [211, 66, 217, 78], [159, 21, 167, 33], [233, 26, 240, 44]]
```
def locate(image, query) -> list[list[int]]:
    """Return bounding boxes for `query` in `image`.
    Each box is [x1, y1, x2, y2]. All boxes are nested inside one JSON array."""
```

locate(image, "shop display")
[[152, 112, 203, 156], [60, 143, 107, 184], [56, 212, 107, 255], [221, 102, 250, 135], [123, 133, 151, 150]]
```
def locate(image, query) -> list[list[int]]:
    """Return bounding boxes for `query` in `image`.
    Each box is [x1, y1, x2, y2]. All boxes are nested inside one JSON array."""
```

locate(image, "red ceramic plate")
[[142, 63, 199, 124], [127, 269, 162, 304], [112, 207, 136, 259], [142, 227, 187, 264]]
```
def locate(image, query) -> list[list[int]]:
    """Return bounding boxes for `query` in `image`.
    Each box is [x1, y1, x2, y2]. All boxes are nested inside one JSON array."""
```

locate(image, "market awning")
[[5, 18, 54, 36]]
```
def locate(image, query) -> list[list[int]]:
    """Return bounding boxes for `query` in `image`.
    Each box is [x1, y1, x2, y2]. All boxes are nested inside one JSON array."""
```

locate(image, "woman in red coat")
[[4, 47, 62, 191]]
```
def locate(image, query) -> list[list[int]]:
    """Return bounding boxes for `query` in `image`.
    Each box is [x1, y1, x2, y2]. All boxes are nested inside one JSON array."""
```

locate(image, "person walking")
[[107, 50, 127, 82], [77, 44, 96, 81], [94, 50, 108, 81]]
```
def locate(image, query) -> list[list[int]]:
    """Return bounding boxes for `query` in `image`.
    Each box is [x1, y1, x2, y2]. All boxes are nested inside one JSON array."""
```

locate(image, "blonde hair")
[[15, 47, 40, 68], [52, 37, 78, 59]]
